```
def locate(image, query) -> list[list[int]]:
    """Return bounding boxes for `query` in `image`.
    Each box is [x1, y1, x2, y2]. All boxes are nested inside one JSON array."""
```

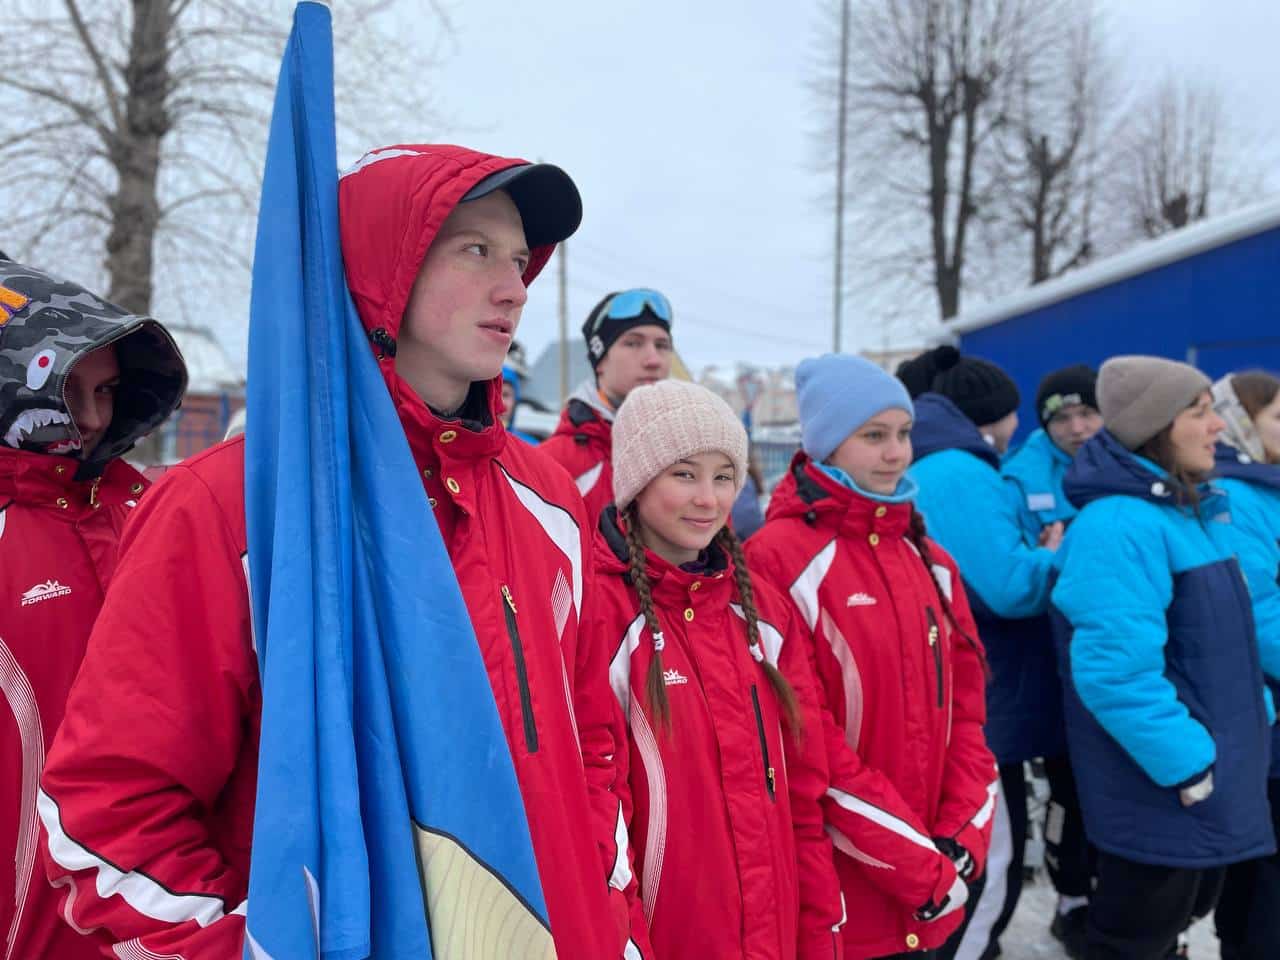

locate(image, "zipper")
[[750, 685, 776, 801], [88, 476, 102, 510], [501, 584, 539, 753], [926, 606, 944, 709]]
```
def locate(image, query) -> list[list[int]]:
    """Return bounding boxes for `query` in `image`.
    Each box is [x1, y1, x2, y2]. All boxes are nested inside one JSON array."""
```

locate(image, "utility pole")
[[558, 241, 569, 405], [833, 0, 850, 353]]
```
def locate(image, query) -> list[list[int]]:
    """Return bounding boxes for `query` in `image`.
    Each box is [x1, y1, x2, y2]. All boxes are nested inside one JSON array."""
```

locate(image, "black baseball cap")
[[461, 163, 582, 248]]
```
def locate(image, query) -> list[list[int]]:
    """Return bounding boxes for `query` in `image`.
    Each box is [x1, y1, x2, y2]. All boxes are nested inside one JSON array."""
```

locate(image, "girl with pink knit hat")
[[586, 378, 845, 960]]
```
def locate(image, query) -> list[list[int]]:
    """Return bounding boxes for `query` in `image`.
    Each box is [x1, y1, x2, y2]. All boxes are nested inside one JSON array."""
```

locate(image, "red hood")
[[764, 451, 842, 524], [337, 145, 559, 418], [765, 451, 912, 538]]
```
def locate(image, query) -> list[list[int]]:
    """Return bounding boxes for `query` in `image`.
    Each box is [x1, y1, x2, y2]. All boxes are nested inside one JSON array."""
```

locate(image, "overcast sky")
[[386, 0, 1279, 378], [17, 1, 1277, 379]]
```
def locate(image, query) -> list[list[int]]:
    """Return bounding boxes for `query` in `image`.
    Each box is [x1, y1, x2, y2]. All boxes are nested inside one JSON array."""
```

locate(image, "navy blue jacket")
[[1051, 431, 1275, 867], [909, 394, 1063, 764]]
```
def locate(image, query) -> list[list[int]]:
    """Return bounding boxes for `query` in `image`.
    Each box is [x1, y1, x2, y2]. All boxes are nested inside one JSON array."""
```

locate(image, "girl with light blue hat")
[[747, 353, 997, 960]]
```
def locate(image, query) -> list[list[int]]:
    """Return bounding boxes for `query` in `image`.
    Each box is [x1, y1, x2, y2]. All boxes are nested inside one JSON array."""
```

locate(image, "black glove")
[[914, 871, 969, 923], [934, 836, 975, 880]]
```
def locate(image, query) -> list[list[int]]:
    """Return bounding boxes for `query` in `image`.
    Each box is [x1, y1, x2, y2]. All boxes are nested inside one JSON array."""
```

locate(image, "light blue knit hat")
[[796, 353, 914, 462]]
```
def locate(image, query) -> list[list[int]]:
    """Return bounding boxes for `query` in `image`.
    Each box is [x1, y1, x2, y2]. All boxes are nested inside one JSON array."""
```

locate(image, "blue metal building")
[[949, 198, 1280, 439]]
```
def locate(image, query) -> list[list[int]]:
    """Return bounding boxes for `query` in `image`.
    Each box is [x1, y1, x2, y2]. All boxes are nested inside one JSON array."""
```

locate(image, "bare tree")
[[816, 0, 1060, 321], [0, 0, 450, 318], [1119, 77, 1222, 237], [997, 3, 1113, 283]]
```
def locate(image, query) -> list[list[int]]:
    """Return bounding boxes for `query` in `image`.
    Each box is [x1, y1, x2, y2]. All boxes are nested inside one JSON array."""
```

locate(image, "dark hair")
[[623, 504, 802, 738], [1136, 424, 1205, 514], [1231, 371, 1280, 421], [906, 507, 990, 678]]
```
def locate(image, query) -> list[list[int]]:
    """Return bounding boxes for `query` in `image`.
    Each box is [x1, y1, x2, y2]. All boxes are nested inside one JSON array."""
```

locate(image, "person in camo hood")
[[0, 257, 185, 960]]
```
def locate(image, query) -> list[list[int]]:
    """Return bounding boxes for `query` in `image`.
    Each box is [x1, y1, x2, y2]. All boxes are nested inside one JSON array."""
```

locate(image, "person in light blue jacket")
[[1000, 364, 1103, 956], [1053, 356, 1276, 960], [1004, 365, 1102, 541], [1210, 370, 1280, 960], [898, 345, 1062, 960]]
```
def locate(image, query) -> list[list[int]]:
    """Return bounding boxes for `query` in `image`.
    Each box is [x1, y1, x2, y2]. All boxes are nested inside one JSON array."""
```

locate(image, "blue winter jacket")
[[501, 363, 538, 445], [1003, 429, 1078, 544], [909, 393, 1063, 764], [1215, 443, 1280, 774], [1051, 430, 1275, 867]]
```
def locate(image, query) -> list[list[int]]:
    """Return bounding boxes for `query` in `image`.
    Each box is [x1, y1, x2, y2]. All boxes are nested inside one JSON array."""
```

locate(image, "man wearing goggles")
[[542, 288, 674, 522]]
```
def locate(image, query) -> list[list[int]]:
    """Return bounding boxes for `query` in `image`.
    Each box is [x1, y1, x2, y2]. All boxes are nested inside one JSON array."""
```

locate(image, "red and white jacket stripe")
[[38, 144, 647, 960], [746, 456, 998, 959], [539, 385, 614, 524], [1, 448, 146, 960], [590, 508, 845, 960]]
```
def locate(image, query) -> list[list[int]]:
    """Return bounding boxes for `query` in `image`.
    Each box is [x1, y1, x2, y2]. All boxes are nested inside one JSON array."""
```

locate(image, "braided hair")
[[905, 507, 989, 676], [622, 505, 675, 731], [622, 505, 803, 738]]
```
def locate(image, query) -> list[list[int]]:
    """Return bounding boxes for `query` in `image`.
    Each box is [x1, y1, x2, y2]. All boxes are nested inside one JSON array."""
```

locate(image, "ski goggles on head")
[[589, 288, 673, 333]]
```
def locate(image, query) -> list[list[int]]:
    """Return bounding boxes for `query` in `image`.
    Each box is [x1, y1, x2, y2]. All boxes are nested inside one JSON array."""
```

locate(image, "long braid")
[[716, 526, 803, 740], [907, 507, 990, 677], [623, 505, 673, 732]]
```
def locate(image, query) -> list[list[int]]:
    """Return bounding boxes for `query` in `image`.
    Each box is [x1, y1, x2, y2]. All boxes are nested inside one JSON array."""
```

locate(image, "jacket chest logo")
[[846, 592, 878, 607], [20, 579, 72, 606], [662, 668, 689, 686]]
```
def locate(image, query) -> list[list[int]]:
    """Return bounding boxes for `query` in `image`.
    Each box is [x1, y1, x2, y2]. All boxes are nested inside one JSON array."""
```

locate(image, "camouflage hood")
[[0, 258, 187, 475]]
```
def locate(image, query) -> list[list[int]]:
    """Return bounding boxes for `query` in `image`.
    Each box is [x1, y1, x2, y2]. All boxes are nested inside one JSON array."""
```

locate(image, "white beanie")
[[612, 380, 749, 510]]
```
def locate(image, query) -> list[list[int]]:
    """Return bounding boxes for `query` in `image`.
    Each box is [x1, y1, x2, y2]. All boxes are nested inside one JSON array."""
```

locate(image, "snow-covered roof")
[[948, 194, 1280, 336], [167, 324, 244, 393]]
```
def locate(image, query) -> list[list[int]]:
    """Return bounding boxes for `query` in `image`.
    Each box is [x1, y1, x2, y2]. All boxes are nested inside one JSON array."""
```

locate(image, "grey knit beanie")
[[1097, 356, 1212, 451], [612, 380, 748, 510]]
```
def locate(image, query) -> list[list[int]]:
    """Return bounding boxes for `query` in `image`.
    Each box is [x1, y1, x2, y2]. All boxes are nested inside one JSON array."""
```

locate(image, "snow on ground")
[[1000, 873, 1220, 959]]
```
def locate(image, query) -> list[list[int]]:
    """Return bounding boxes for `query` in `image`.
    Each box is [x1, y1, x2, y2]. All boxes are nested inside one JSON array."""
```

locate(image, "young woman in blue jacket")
[[1210, 370, 1280, 960], [1052, 356, 1276, 960]]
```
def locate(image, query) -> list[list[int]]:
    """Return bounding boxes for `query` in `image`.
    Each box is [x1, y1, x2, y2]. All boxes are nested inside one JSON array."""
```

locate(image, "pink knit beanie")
[[612, 380, 749, 510]]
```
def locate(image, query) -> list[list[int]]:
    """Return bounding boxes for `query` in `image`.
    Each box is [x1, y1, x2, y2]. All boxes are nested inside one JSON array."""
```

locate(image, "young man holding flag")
[[37, 10, 646, 958], [39, 147, 647, 959]]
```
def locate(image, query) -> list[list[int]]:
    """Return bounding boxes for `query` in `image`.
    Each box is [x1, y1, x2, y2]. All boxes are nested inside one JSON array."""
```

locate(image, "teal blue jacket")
[[1003, 429, 1077, 545]]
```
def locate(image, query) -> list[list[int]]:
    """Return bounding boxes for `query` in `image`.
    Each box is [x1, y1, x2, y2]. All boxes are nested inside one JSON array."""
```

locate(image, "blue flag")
[[242, 4, 553, 957]]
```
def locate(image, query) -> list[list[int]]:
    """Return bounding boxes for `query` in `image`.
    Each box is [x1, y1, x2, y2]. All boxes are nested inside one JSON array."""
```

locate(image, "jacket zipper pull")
[[88, 477, 102, 510], [926, 607, 944, 708], [766, 766, 776, 795], [501, 583, 517, 614]]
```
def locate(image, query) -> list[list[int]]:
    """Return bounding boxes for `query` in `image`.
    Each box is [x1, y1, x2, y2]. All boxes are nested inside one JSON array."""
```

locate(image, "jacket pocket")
[[501, 584, 539, 753], [750, 684, 776, 801]]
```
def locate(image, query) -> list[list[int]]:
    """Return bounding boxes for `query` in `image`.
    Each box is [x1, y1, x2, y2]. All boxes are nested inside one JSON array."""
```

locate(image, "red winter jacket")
[[540, 383, 615, 523], [590, 508, 845, 960], [39, 145, 646, 960], [1, 449, 146, 960], [746, 457, 998, 959]]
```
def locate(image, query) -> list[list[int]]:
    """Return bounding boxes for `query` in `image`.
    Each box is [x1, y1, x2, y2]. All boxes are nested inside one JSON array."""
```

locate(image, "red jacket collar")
[[394, 376, 508, 467], [554, 399, 613, 448], [768, 452, 913, 540], [597, 505, 735, 606], [0, 446, 147, 512]]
